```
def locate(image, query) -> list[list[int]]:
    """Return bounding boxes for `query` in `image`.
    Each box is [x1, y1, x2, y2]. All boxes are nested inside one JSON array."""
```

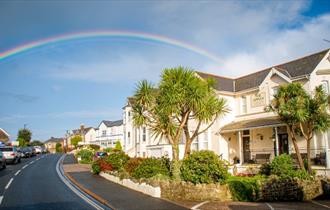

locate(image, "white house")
[[123, 49, 330, 170], [92, 120, 124, 149]]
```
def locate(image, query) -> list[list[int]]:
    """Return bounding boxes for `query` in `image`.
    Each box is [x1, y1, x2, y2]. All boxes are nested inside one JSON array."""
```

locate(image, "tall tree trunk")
[[306, 138, 312, 173], [288, 126, 305, 170], [183, 126, 192, 158], [171, 143, 181, 180]]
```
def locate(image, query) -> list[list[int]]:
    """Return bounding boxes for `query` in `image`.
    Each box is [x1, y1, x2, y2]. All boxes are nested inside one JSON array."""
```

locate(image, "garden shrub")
[[92, 161, 101, 174], [132, 158, 170, 179], [270, 154, 295, 178], [124, 157, 144, 175], [259, 163, 271, 176], [92, 158, 113, 174], [180, 150, 229, 184], [76, 149, 94, 164], [105, 150, 130, 171], [88, 144, 100, 151], [227, 176, 264, 201]]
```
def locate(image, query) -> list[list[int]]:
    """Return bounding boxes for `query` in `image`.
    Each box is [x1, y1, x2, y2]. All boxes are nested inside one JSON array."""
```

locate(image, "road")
[[0, 154, 96, 210]]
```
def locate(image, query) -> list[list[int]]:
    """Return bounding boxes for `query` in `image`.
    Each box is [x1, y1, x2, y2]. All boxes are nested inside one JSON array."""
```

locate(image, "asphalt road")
[[0, 153, 94, 210]]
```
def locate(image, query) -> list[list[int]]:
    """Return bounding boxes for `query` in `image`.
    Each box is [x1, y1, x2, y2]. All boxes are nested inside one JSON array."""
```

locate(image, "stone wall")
[[157, 181, 232, 201], [261, 178, 323, 201]]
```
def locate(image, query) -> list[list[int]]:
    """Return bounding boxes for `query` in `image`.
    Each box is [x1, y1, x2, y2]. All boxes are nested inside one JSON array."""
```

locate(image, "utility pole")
[[24, 124, 27, 129]]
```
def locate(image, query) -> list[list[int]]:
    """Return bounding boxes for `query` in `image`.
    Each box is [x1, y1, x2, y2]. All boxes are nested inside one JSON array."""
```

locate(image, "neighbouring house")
[[66, 124, 93, 149], [44, 137, 64, 153], [0, 128, 10, 144], [123, 49, 330, 171], [90, 120, 124, 149]]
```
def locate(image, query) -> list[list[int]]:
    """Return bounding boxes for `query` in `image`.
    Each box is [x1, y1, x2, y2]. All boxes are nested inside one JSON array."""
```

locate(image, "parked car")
[[0, 151, 6, 169], [34, 146, 42, 154], [95, 151, 107, 159], [28, 147, 36, 156], [20, 147, 32, 158], [0, 146, 21, 164]]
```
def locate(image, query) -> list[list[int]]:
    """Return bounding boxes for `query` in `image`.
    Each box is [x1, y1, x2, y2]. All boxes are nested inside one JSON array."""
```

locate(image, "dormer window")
[[321, 80, 329, 94]]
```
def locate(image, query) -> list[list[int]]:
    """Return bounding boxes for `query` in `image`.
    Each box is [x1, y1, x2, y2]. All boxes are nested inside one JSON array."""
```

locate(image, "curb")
[[61, 162, 116, 210]]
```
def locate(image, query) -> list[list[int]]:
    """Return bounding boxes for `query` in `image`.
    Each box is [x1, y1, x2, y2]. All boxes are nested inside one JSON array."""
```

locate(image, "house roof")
[[196, 49, 329, 92], [0, 128, 10, 137], [220, 117, 284, 133], [101, 120, 123, 127], [196, 72, 234, 92], [72, 127, 93, 135], [44, 137, 64, 143]]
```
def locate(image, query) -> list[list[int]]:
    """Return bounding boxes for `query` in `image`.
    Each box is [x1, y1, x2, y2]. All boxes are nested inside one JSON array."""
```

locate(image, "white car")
[[34, 146, 42, 154], [0, 146, 21, 164]]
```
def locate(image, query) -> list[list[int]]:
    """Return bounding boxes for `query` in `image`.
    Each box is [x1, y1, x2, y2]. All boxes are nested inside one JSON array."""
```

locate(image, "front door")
[[278, 134, 289, 154], [243, 136, 251, 163]]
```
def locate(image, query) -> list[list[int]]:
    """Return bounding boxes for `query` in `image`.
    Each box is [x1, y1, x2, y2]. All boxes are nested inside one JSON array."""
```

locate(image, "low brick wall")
[[261, 178, 323, 201], [158, 181, 232, 201]]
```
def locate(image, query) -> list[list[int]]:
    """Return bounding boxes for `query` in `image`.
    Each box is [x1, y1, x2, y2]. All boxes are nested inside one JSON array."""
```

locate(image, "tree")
[[55, 142, 62, 153], [114, 140, 122, 151], [267, 83, 307, 170], [298, 85, 330, 173], [132, 67, 228, 179], [30, 140, 44, 146], [71, 135, 82, 148], [17, 128, 32, 146], [17, 138, 26, 147]]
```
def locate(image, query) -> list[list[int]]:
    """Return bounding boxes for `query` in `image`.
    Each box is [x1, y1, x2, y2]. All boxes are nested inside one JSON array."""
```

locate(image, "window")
[[127, 132, 131, 145], [321, 80, 329, 94], [272, 87, 279, 98], [241, 96, 247, 114], [102, 130, 106, 136], [191, 135, 199, 151], [202, 132, 208, 150], [243, 130, 250, 136], [142, 127, 146, 142]]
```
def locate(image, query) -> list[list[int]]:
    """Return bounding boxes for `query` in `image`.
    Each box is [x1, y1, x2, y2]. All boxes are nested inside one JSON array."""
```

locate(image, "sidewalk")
[[62, 154, 188, 210]]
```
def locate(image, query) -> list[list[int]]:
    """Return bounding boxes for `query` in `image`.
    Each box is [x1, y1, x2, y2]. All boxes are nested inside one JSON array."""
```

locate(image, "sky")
[[0, 0, 330, 141]]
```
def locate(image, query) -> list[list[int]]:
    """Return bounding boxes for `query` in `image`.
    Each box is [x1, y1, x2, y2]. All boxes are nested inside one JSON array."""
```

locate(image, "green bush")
[[259, 163, 271, 176], [132, 158, 170, 179], [92, 161, 101, 174], [105, 150, 130, 171], [227, 176, 264, 201], [124, 157, 145, 175], [270, 154, 295, 178], [180, 150, 229, 184], [88, 144, 100, 151], [76, 149, 94, 164]]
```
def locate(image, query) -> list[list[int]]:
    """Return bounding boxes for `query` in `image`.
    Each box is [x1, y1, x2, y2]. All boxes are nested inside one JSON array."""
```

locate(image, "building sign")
[[251, 92, 266, 107]]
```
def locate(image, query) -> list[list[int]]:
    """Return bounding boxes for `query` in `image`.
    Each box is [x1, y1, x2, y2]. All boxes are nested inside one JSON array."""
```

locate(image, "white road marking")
[[0, 196, 3, 205], [29, 161, 34, 164], [191, 201, 209, 210], [5, 178, 13, 190], [14, 170, 21, 176], [56, 155, 104, 210], [265, 202, 275, 210], [22, 164, 28, 169], [311, 200, 330, 209]]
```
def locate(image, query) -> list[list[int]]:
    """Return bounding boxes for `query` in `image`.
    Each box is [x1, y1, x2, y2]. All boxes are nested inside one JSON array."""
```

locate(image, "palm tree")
[[299, 85, 330, 173], [267, 83, 307, 170], [132, 67, 228, 179]]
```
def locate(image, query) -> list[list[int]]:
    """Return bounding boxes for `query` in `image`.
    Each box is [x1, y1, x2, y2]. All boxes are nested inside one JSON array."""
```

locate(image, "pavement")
[[0, 153, 93, 210], [62, 154, 187, 210]]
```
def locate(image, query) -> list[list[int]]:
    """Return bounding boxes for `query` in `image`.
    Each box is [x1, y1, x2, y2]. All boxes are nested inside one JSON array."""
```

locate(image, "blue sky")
[[0, 0, 330, 141]]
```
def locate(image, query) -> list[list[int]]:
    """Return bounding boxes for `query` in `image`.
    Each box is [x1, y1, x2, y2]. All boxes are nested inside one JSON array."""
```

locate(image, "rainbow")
[[0, 30, 222, 63]]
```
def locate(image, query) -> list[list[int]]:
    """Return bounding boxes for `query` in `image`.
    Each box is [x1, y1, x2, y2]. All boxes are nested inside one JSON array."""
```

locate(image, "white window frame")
[[321, 80, 329, 94]]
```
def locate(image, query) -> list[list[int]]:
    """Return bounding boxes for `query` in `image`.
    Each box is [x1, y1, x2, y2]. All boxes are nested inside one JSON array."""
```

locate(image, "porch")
[[220, 117, 329, 167]]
